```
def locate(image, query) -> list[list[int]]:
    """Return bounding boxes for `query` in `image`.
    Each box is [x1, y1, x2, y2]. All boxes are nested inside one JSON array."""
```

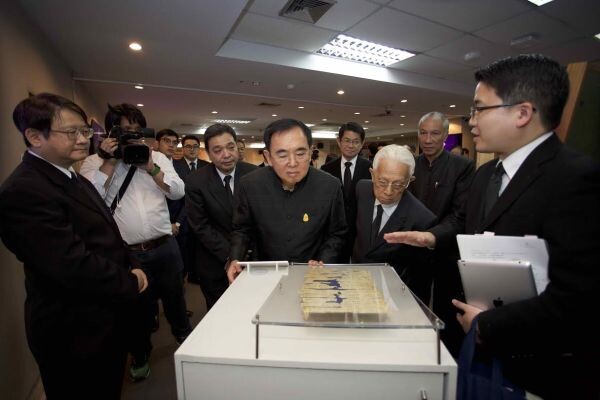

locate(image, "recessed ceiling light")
[[364, 121, 369, 123], [400, 99, 407, 103], [322, 118, 327, 121], [129, 42, 142, 51], [134, 85, 144, 90], [317, 34, 414, 67], [137, 103, 144, 107], [211, 111, 218, 114], [272, 114, 278, 117], [400, 123, 404, 126], [595, 33, 600, 40], [298, 106, 304, 109], [401, 115, 406, 118], [337, 90, 345, 95], [251, 136, 255, 139], [449, 104, 456, 108], [213, 119, 252, 124], [526, 0, 554, 6], [364, 127, 369, 130], [354, 112, 360, 115], [400, 134, 404, 137], [376, 136, 381, 140], [306, 124, 315, 127]]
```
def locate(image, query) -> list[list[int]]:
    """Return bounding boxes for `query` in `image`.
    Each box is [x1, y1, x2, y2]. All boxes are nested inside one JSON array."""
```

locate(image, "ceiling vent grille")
[[257, 102, 282, 107], [280, 0, 336, 24]]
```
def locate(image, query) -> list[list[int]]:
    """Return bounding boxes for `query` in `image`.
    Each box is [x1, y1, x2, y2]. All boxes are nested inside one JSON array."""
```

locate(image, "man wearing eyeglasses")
[[387, 54, 600, 398], [80, 103, 192, 382], [352, 145, 436, 302], [321, 122, 372, 262], [226, 119, 347, 283], [0, 94, 148, 399]]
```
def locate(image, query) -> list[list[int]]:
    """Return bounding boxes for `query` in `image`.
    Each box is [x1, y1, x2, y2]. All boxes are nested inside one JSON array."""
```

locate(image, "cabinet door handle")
[[420, 389, 428, 400]]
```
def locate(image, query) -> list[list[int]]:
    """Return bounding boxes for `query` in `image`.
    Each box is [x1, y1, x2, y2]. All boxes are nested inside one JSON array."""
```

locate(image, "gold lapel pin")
[[303, 213, 309, 222]]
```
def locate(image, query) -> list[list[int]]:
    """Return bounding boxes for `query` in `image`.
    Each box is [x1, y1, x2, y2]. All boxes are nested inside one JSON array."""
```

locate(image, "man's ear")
[[24, 128, 43, 148], [515, 102, 536, 128], [263, 149, 272, 165], [410, 175, 416, 182]]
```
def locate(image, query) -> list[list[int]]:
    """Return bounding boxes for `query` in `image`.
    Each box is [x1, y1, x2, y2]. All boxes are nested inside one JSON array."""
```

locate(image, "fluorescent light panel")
[[212, 119, 252, 124], [527, 0, 554, 5], [317, 34, 414, 67]]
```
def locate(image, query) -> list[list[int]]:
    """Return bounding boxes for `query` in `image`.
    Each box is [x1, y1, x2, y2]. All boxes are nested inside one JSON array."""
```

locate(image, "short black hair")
[[13, 93, 88, 147], [338, 122, 365, 141], [263, 118, 312, 150], [204, 123, 236, 151], [367, 142, 379, 155], [182, 135, 200, 145], [474, 54, 569, 131], [156, 129, 179, 142], [105, 103, 147, 132]]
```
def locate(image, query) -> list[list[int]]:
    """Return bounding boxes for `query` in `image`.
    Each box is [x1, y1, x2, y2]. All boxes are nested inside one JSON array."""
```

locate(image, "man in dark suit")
[[321, 122, 372, 261], [353, 144, 436, 302], [410, 111, 475, 357], [0, 94, 147, 399], [186, 124, 256, 309], [169, 134, 208, 284], [387, 54, 600, 399]]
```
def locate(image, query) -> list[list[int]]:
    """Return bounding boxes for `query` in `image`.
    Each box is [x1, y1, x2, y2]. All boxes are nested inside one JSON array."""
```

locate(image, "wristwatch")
[[148, 163, 161, 176]]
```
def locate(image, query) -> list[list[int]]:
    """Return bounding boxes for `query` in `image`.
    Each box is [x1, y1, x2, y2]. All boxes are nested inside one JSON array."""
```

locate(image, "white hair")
[[418, 111, 449, 135], [372, 144, 415, 175]]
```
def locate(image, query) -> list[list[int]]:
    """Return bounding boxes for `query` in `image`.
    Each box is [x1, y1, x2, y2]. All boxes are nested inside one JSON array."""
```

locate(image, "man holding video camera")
[[80, 103, 192, 381]]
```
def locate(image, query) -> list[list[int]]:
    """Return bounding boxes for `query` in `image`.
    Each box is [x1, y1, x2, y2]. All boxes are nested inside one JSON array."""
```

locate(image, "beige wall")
[[0, 2, 101, 398]]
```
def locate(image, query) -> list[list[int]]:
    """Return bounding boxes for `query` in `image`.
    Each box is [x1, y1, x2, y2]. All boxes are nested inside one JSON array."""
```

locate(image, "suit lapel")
[[481, 134, 560, 230], [208, 165, 233, 214], [368, 196, 409, 253]]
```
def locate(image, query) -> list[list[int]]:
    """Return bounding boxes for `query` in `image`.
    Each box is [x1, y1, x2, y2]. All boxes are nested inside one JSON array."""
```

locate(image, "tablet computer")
[[457, 259, 537, 310]]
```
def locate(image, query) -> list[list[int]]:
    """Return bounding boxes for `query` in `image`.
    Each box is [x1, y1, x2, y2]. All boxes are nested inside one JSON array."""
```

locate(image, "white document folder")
[[456, 234, 549, 294]]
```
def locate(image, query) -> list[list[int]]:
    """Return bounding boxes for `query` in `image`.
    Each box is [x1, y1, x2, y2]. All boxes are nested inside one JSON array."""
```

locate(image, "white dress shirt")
[[373, 198, 399, 233], [80, 151, 185, 244], [498, 132, 553, 195]]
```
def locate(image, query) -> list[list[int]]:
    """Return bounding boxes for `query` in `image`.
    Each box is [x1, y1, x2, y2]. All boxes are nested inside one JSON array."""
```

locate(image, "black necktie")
[[371, 204, 384, 245], [190, 161, 196, 171], [482, 162, 505, 220], [224, 175, 233, 200], [343, 161, 352, 198]]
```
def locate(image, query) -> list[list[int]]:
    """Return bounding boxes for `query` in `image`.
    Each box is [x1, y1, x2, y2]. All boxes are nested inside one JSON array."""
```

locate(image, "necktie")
[[190, 161, 196, 171], [224, 175, 233, 200], [343, 161, 352, 199], [482, 162, 505, 220], [371, 204, 384, 245]]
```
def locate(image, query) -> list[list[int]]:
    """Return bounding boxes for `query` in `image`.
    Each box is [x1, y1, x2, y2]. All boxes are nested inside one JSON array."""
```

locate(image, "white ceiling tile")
[[248, 0, 289, 16], [232, 13, 335, 52], [389, 0, 530, 32], [389, 55, 471, 79], [427, 35, 514, 68], [475, 10, 580, 50], [315, 0, 381, 31], [347, 7, 463, 52]]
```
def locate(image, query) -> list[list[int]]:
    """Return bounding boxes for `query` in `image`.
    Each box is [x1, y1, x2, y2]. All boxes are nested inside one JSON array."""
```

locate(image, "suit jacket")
[[168, 157, 209, 227], [353, 180, 436, 298], [0, 152, 138, 362], [458, 134, 600, 397], [185, 161, 257, 277]]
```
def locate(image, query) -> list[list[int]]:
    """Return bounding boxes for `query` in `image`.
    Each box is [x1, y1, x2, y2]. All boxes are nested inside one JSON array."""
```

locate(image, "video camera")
[[98, 126, 156, 164]]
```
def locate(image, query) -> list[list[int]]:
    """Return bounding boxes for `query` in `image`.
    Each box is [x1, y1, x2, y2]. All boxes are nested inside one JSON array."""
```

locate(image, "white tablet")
[[457, 259, 537, 310]]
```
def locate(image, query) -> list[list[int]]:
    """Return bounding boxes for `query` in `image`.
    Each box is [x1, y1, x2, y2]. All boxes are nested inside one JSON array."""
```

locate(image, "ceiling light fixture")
[[401, 115, 406, 118], [364, 121, 369, 123], [317, 34, 414, 67], [134, 85, 144, 90], [213, 119, 252, 124], [337, 90, 345, 95], [595, 33, 600, 40], [400, 123, 404, 126], [306, 124, 315, 127], [322, 118, 327, 121], [137, 103, 144, 107], [400, 99, 407, 103], [526, 0, 554, 6], [272, 114, 278, 117], [129, 42, 142, 51], [312, 131, 337, 139], [449, 104, 456, 108], [354, 112, 360, 115], [298, 106, 305, 109], [211, 111, 218, 114]]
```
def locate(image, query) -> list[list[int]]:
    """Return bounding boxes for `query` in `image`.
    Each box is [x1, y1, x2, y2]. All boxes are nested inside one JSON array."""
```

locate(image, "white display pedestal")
[[175, 268, 457, 400]]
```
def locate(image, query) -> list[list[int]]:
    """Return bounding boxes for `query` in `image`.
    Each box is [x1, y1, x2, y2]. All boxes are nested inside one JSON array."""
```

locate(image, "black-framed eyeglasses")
[[50, 127, 95, 140], [183, 144, 200, 150], [469, 103, 536, 119]]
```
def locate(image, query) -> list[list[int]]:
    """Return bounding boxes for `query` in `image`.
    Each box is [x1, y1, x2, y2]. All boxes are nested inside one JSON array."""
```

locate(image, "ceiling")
[[17, 0, 600, 144]]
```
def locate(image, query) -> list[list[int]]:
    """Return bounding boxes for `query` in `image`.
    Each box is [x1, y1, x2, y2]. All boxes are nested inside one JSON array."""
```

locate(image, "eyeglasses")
[[50, 127, 94, 140], [469, 103, 536, 119], [183, 144, 200, 150], [161, 138, 179, 146], [373, 179, 410, 192], [341, 138, 362, 146]]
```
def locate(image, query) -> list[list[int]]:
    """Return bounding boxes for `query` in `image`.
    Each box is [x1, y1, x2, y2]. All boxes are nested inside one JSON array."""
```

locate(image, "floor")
[[121, 282, 207, 400]]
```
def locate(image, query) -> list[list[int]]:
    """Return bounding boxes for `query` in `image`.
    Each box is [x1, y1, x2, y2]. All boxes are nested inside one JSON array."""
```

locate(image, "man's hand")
[[171, 223, 180, 236], [99, 137, 119, 167], [452, 299, 484, 333], [227, 260, 243, 283], [383, 231, 436, 248], [131, 268, 148, 293], [308, 260, 324, 268]]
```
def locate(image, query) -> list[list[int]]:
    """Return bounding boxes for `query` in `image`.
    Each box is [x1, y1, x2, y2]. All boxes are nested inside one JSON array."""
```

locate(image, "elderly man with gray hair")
[[353, 145, 436, 302]]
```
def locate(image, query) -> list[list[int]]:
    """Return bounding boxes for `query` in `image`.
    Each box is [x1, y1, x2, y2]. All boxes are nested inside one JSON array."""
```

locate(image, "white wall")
[[0, 2, 102, 398]]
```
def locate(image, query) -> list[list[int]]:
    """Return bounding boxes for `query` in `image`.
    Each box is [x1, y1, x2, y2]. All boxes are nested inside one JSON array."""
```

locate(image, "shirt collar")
[[374, 198, 400, 216], [185, 157, 198, 167], [27, 150, 75, 178], [500, 132, 553, 180], [216, 166, 236, 182], [341, 155, 358, 165]]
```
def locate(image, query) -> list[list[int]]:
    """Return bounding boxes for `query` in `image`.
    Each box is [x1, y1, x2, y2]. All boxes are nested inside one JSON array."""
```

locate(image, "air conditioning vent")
[[280, 0, 336, 24], [257, 102, 282, 107]]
